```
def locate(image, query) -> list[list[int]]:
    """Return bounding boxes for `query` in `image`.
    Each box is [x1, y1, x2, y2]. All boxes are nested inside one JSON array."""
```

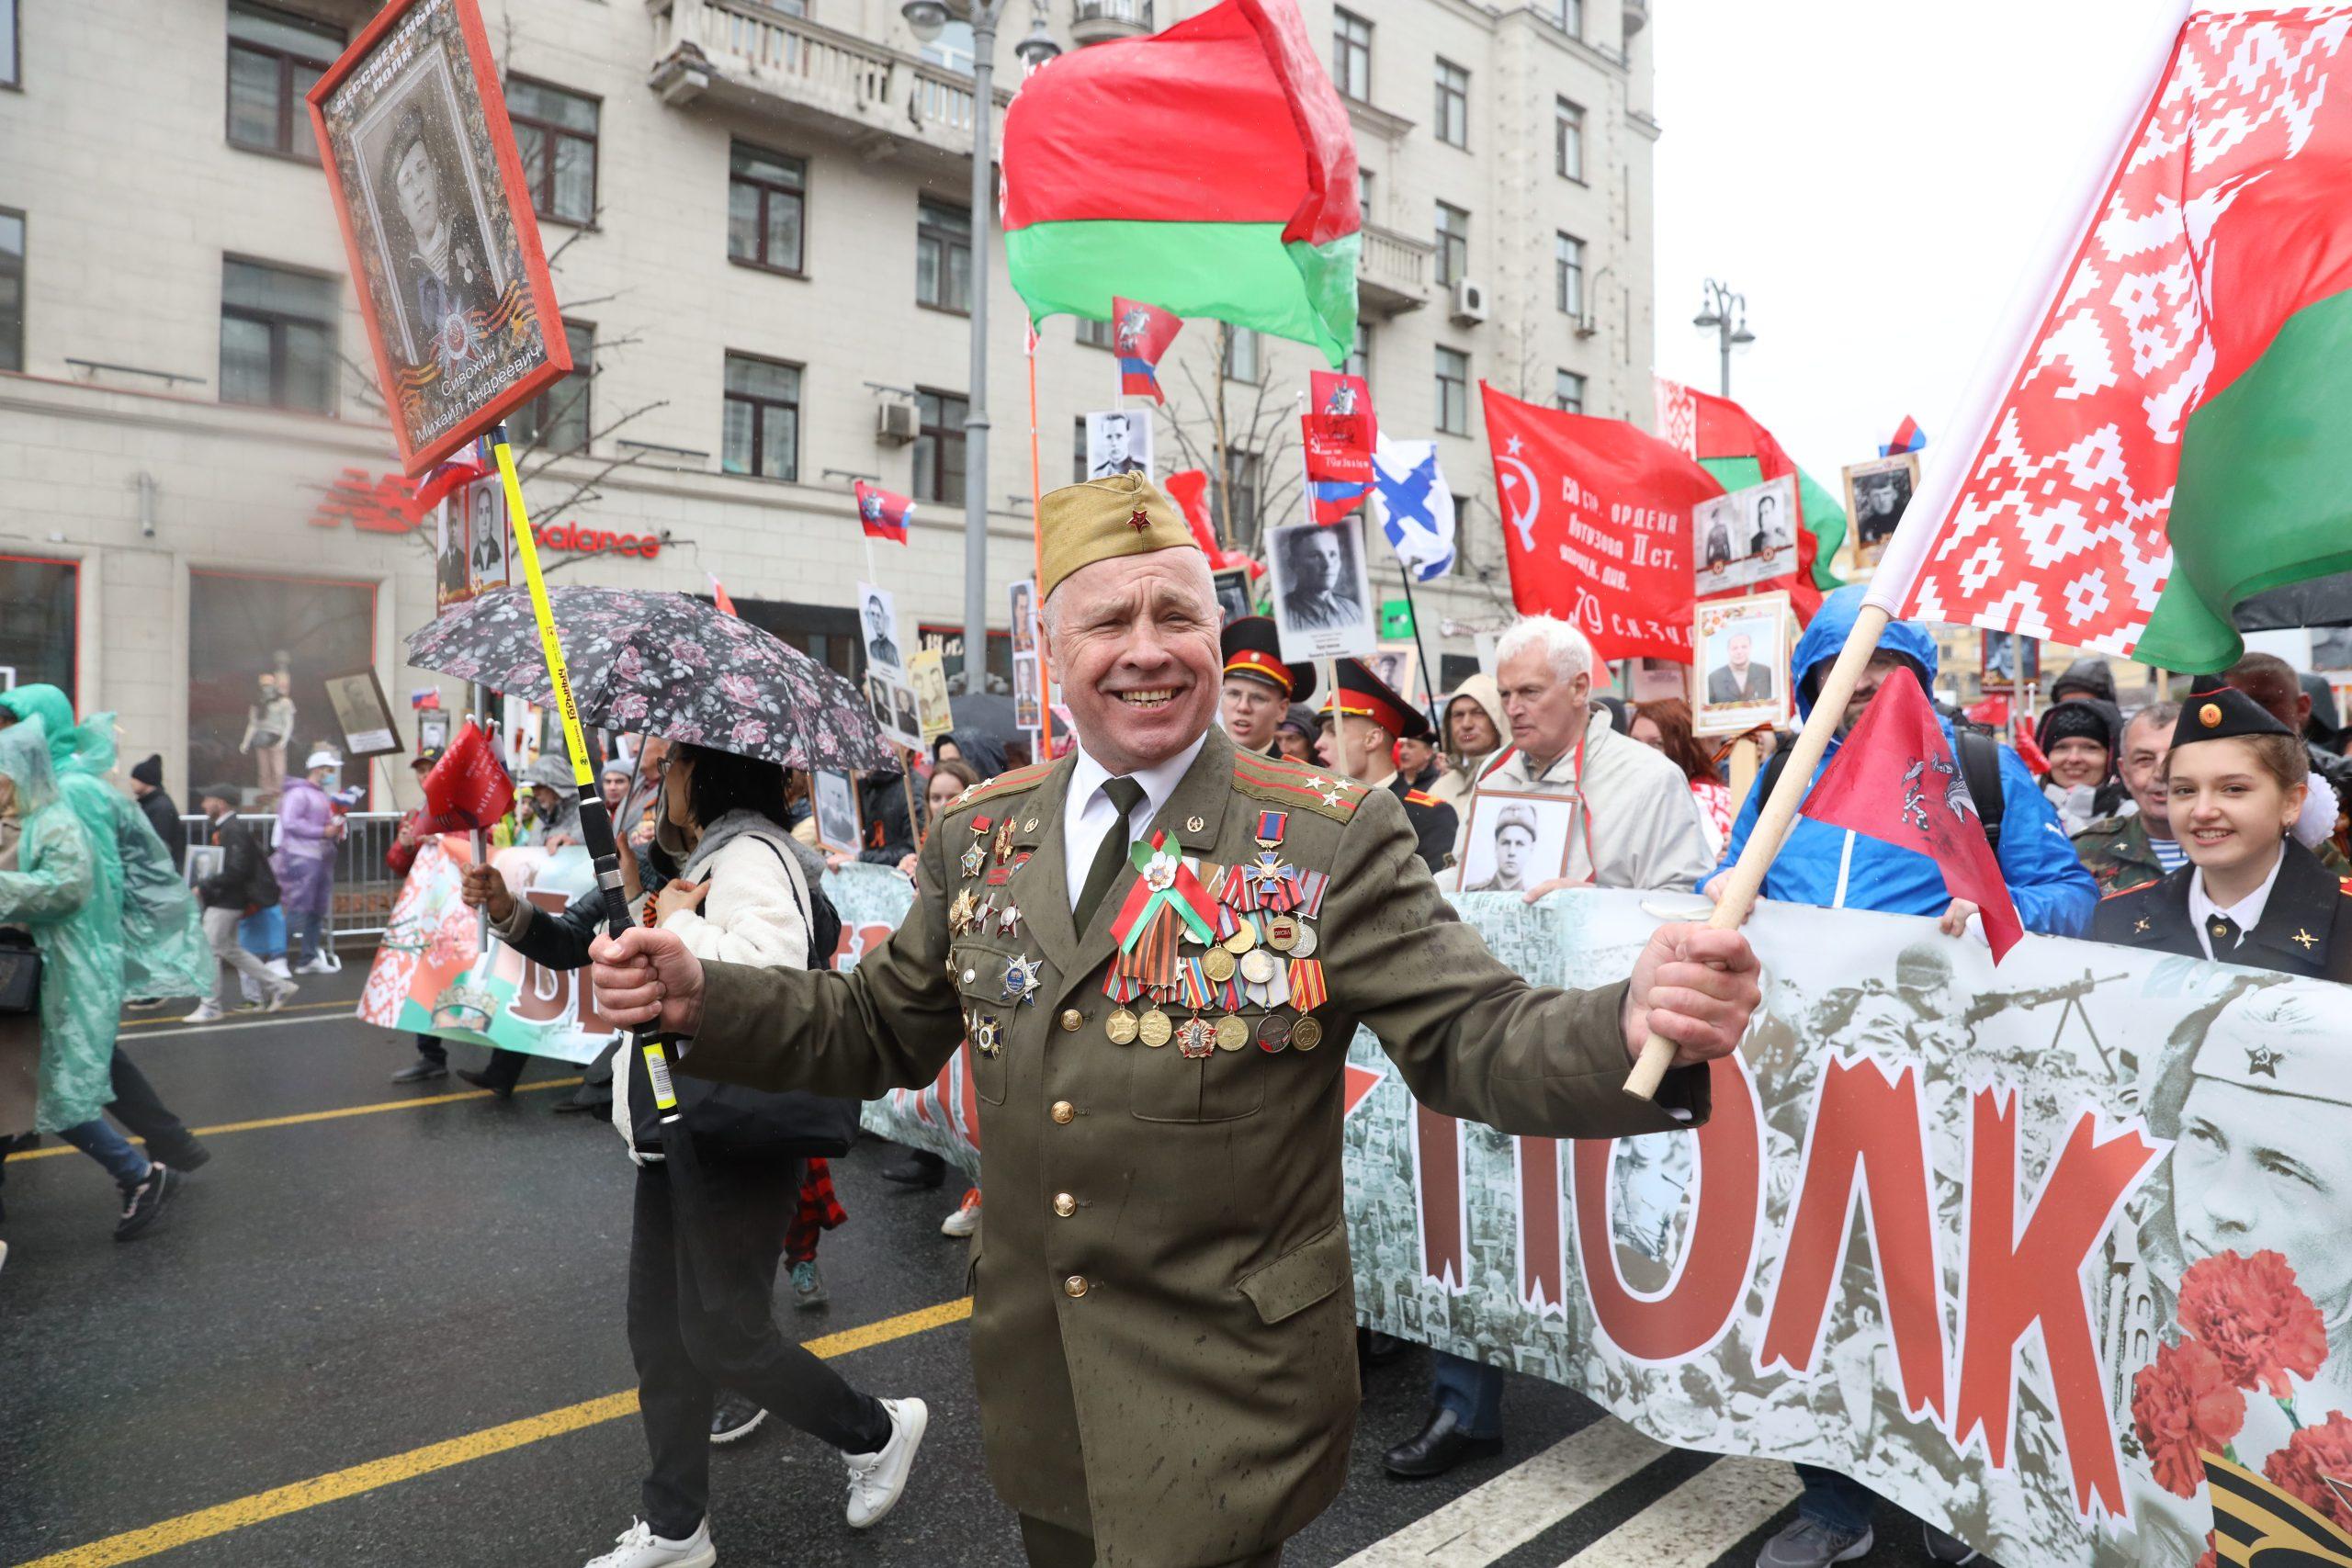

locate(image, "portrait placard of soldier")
[[1692, 591, 1792, 738], [1841, 452, 1921, 567], [1083, 410, 1153, 479], [466, 474, 509, 596], [1268, 518, 1376, 662], [1454, 790, 1576, 893], [811, 769, 862, 859], [854, 581, 903, 677], [1693, 473, 1800, 595], [1212, 565, 1253, 628], [308, 0, 570, 474]]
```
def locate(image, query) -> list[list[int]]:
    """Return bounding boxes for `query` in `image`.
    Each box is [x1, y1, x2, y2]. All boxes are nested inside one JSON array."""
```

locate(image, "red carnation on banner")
[[415, 719, 514, 835], [2179, 1250, 2329, 1399], [2266, 1412, 2352, 1533], [2131, 1337, 2247, 1499], [1799, 668, 2027, 960], [1163, 468, 1262, 578]]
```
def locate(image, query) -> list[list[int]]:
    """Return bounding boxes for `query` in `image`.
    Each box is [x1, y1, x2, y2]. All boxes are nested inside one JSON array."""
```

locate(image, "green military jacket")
[[2072, 810, 2169, 897], [681, 727, 1710, 1564]]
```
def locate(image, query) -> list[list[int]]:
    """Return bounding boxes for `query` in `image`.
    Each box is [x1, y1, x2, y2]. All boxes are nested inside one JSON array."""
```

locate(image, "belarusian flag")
[[1001, 0, 1359, 367], [1655, 378, 1847, 598], [1886, 10, 2352, 673]]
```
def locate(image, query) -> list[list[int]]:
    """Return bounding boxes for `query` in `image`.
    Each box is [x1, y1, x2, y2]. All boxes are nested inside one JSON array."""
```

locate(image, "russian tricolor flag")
[[1879, 415, 1926, 457], [854, 479, 914, 545], [1111, 297, 1182, 405]]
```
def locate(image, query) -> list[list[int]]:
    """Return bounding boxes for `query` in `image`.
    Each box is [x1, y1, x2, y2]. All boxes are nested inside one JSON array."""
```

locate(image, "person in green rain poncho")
[[0, 685, 215, 1214], [0, 717, 178, 1238]]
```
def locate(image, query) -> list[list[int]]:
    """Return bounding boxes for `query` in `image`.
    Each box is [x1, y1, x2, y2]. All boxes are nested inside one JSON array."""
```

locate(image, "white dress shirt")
[[1062, 731, 1209, 910], [2188, 848, 2286, 961]]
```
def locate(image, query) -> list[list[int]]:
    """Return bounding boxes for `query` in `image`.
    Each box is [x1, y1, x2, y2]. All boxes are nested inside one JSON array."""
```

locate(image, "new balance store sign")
[[533, 522, 663, 559]]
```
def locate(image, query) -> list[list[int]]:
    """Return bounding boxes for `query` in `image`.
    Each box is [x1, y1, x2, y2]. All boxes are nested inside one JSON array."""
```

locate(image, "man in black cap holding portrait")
[[1218, 616, 1315, 760]]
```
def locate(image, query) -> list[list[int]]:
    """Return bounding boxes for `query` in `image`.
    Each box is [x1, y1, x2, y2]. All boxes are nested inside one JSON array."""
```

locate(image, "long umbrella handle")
[[491, 424, 728, 1309]]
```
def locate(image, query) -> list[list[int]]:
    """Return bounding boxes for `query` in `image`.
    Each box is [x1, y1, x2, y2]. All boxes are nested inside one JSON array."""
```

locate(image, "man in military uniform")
[[1311, 658, 1455, 873], [2073, 703, 2183, 896], [591, 472, 1763, 1568], [1218, 617, 1315, 760]]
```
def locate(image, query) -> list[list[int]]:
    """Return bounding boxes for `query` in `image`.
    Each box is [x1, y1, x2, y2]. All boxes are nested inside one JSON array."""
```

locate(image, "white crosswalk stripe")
[[1555, 1453, 1801, 1567], [1338, 1420, 1668, 1566]]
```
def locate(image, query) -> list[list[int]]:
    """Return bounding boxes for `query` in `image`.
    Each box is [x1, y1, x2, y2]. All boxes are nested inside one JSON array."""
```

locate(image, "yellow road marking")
[[119, 998, 355, 1030], [3, 1078, 585, 1163], [17, 1297, 975, 1568]]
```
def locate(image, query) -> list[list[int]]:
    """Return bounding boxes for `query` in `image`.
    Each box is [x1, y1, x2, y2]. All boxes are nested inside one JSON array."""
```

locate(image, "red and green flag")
[[1885, 10, 2352, 672], [1000, 0, 1360, 367], [1656, 377, 1846, 599]]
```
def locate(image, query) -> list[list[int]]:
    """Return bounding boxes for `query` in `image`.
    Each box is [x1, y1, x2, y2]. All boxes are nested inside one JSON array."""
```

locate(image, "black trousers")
[[1017, 1516, 1283, 1568], [629, 1156, 892, 1539], [414, 1033, 447, 1066], [0, 1050, 193, 1197]]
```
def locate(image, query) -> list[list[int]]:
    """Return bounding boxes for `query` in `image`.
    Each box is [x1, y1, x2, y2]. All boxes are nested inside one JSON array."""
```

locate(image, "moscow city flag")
[[854, 479, 914, 545], [1655, 378, 1843, 609], [1112, 298, 1182, 403], [1889, 10, 2352, 672], [1001, 0, 1360, 367]]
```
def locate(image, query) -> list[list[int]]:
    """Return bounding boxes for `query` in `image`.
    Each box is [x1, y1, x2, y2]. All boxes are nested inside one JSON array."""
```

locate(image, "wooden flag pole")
[[1623, 604, 1891, 1100], [1027, 322, 1055, 759]]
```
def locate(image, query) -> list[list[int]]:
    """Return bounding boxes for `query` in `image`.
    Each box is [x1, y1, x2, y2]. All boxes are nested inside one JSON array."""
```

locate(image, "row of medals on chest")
[[945, 811, 1327, 1059]]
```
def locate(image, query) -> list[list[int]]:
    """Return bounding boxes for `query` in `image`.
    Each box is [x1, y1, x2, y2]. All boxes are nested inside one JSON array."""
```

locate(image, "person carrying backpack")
[[463, 742, 922, 1568]]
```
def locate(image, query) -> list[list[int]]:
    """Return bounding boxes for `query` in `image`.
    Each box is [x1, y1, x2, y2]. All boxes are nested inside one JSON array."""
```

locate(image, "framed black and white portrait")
[[1268, 519, 1375, 662], [1693, 474, 1799, 595], [1083, 410, 1152, 480], [856, 580, 904, 678], [1842, 453, 1920, 566], [1692, 592, 1792, 738], [1212, 566, 1254, 628], [812, 770, 861, 858], [467, 474, 509, 595], [323, 667, 404, 759], [1455, 790, 1577, 894]]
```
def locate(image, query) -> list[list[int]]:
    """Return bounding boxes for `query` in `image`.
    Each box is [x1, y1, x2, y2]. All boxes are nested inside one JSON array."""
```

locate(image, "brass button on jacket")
[[1053, 1192, 1077, 1217], [1063, 1275, 1089, 1299], [1058, 1008, 1084, 1032], [1049, 1100, 1075, 1124]]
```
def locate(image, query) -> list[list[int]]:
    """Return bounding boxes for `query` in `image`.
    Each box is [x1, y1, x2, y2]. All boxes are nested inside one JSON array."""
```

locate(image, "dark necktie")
[[2208, 913, 2241, 952], [1075, 777, 1148, 934]]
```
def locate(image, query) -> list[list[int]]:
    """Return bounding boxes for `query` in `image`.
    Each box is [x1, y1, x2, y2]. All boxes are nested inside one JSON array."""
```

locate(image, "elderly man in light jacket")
[[1388, 614, 1716, 1481]]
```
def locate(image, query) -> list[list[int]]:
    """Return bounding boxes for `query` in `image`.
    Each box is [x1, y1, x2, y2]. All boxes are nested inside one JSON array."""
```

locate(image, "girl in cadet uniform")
[[2091, 682, 2352, 981]]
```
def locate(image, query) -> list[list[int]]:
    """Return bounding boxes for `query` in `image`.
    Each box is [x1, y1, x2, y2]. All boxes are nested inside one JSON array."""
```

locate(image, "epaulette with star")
[[1232, 749, 1366, 822], [948, 761, 1055, 818]]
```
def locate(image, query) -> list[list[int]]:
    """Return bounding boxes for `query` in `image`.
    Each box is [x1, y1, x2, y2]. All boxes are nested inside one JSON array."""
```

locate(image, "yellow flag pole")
[[490, 423, 725, 1301]]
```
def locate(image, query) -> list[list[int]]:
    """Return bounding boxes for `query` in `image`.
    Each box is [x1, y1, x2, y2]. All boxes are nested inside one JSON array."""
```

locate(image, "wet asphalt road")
[[0, 965, 1954, 1568]]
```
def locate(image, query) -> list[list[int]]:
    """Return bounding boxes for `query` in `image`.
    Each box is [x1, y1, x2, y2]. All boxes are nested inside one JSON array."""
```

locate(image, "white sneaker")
[[182, 1002, 226, 1024], [940, 1187, 982, 1238], [295, 954, 339, 975], [843, 1397, 928, 1529], [263, 983, 299, 1013], [582, 1517, 716, 1568]]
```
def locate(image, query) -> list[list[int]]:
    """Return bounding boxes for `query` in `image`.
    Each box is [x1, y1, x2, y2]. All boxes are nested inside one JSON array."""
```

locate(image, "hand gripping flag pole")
[[489, 423, 726, 1302]]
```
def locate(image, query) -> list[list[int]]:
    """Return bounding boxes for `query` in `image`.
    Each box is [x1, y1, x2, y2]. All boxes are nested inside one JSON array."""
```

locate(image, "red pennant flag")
[[854, 479, 914, 545], [1111, 298, 1182, 404], [1163, 469, 1263, 579], [1800, 671, 2025, 962], [416, 719, 515, 835], [708, 574, 738, 617], [1481, 382, 1712, 663]]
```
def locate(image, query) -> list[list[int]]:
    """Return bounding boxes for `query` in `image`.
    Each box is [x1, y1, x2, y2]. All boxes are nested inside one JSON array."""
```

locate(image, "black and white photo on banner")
[[1084, 409, 1152, 480], [1693, 473, 1799, 595], [1692, 590, 1792, 738], [1268, 517, 1376, 663], [1842, 451, 1920, 564], [1455, 790, 1577, 894], [309, 0, 569, 470]]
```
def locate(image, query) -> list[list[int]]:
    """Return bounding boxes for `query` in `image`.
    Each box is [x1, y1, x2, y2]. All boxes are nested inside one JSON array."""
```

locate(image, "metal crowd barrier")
[[179, 811, 407, 944]]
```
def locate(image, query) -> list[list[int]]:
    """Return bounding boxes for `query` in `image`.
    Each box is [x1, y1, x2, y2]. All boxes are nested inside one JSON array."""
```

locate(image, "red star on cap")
[[1127, 506, 1150, 533]]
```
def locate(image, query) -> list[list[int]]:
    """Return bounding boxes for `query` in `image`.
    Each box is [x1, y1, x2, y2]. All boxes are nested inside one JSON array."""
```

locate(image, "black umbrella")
[[406, 585, 894, 771]]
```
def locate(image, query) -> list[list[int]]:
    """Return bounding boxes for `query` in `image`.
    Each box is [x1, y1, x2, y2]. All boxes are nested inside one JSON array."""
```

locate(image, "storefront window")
[[0, 555, 78, 701], [187, 570, 377, 808]]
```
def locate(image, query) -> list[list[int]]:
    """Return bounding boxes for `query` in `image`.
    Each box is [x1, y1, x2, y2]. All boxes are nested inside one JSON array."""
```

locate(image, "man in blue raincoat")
[[1702, 589, 2094, 1568]]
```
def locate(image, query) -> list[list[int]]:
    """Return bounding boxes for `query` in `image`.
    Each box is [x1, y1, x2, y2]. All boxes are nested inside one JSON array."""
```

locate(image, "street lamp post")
[[904, 0, 1059, 694], [1690, 277, 1755, 400]]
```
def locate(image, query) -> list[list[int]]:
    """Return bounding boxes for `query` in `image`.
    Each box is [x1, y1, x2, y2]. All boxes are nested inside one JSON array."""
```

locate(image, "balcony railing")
[[1072, 0, 1152, 43], [1357, 223, 1433, 317], [647, 0, 989, 161]]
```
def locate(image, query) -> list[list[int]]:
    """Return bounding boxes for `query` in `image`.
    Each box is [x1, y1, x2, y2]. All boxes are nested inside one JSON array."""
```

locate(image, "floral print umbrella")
[[406, 586, 896, 772]]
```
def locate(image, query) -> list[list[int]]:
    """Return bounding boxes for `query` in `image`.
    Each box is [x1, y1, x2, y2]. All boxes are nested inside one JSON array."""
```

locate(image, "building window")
[[727, 142, 807, 275], [1555, 97, 1585, 181], [1434, 346, 1469, 435], [1344, 321, 1370, 382], [220, 258, 337, 413], [0, 556, 76, 702], [510, 321, 594, 456], [1, 0, 17, 88], [1555, 232, 1585, 316], [1434, 202, 1468, 288], [919, 17, 974, 74], [1332, 10, 1371, 102], [1072, 416, 1089, 484], [226, 3, 340, 159], [1216, 447, 1262, 535], [187, 571, 376, 809], [916, 199, 972, 313], [1555, 370, 1586, 414], [915, 389, 968, 504], [0, 209, 20, 372], [1224, 326, 1260, 383], [1555, 0, 1584, 38], [1356, 168, 1374, 225], [1433, 59, 1468, 149], [506, 77, 599, 226], [721, 353, 800, 479], [1076, 316, 1113, 350]]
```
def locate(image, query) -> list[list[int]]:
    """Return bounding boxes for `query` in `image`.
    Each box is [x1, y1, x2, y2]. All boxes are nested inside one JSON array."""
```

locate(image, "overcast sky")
[[1649, 0, 2233, 485]]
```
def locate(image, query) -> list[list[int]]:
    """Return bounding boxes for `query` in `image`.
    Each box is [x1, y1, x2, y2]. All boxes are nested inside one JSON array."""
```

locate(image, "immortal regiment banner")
[[357, 838, 616, 1063], [840, 860, 2352, 1564]]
